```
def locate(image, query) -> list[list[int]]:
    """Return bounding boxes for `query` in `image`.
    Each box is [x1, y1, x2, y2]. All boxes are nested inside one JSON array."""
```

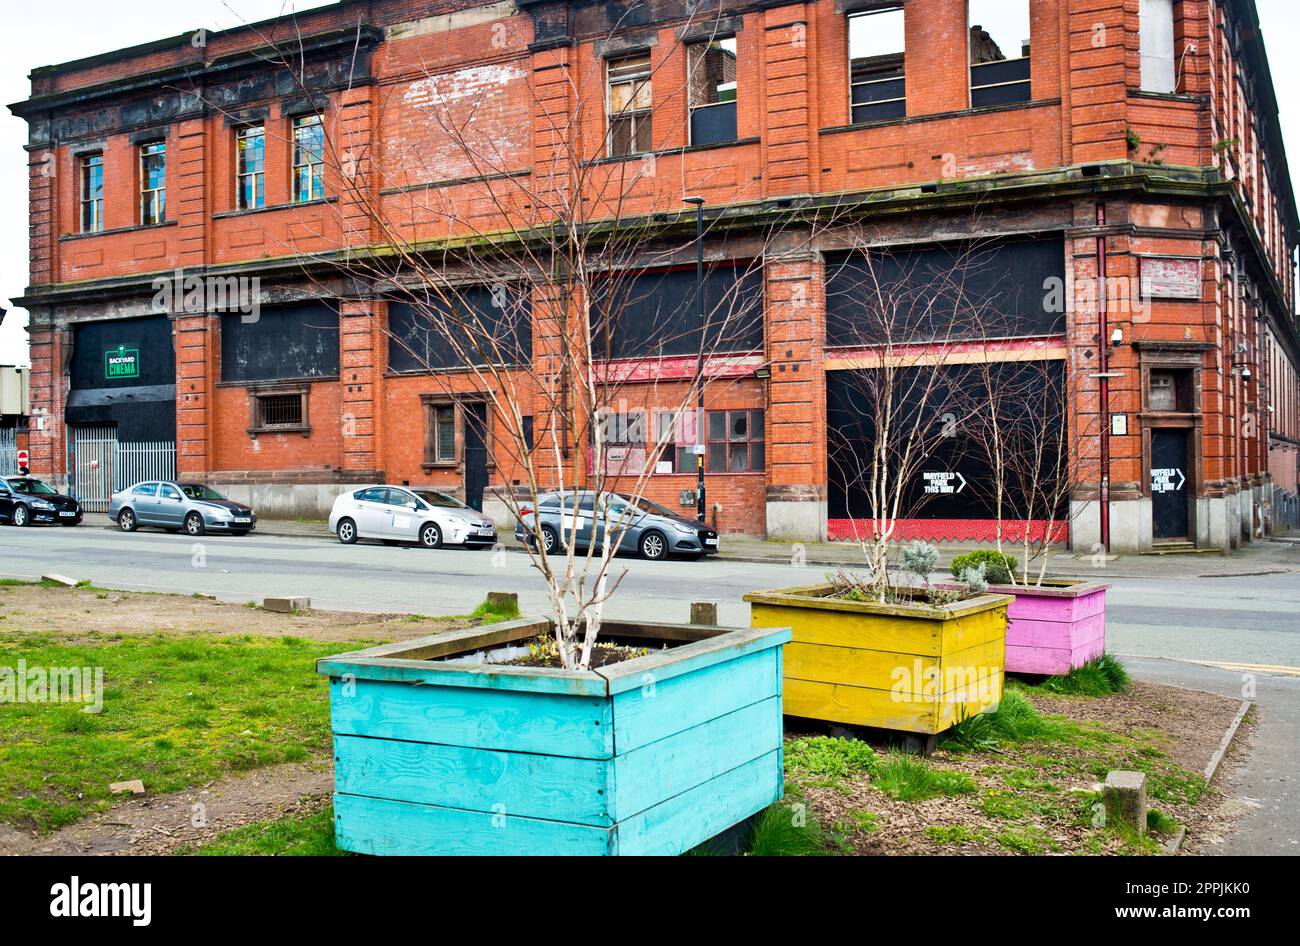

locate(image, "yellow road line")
[[1184, 659, 1300, 678]]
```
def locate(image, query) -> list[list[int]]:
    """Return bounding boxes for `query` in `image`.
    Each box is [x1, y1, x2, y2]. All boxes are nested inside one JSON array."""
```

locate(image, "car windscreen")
[[179, 484, 227, 501], [412, 490, 464, 509], [620, 495, 677, 518], [7, 478, 57, 496]]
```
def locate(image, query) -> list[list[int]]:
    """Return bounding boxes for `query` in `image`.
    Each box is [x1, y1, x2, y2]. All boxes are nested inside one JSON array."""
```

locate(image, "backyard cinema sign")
[[105, 345, 140, 380]]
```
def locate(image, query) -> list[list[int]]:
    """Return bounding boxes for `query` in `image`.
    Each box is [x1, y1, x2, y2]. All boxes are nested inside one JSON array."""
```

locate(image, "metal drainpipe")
[[1097, 203, 1111, 552]]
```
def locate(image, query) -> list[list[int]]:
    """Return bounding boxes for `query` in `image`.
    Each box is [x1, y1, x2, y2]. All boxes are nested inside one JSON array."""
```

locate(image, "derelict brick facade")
[[8, 0, 1300, 551]]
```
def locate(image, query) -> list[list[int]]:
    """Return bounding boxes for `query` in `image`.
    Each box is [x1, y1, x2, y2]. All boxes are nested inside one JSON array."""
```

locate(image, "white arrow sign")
[[922, 471, 967, 495], [1150, 468, 1186, 493]]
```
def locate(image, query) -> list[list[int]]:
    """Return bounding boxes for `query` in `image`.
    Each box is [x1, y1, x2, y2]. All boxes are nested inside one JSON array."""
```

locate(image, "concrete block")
[[109, 780, 145, 796], [486, 591, 518, 611], [262, 596, 310, 614], [690, 601, 719, 625], [1103, 770, 1147, 835], [41, 574, 79, 587]]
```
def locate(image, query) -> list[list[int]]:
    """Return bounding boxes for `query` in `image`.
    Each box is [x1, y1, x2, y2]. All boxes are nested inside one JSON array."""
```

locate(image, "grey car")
[[108, 481, 257, 536], [515, 491, 719, 561]]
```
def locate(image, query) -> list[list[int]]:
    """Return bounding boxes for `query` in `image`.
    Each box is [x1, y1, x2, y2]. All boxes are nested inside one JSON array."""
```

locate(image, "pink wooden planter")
[[989, 580, 1110, 676]]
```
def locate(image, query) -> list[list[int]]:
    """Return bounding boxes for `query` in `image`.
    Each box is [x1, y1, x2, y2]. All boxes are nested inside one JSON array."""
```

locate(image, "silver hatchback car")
[[515, 491, 720, 561], [109, 481, 257, 536], [329, 485, 497, 549]]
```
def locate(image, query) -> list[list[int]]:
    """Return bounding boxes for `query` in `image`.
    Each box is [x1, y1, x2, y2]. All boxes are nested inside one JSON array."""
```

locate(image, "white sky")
[[1, 0, 1298, 366]]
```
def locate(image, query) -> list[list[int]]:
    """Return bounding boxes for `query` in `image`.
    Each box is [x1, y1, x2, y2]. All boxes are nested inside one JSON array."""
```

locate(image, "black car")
[[0, 476, 83, 527]]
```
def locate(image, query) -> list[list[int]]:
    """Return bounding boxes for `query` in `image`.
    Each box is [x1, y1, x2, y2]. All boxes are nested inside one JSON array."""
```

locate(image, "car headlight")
[[32, 500, 55, 510]]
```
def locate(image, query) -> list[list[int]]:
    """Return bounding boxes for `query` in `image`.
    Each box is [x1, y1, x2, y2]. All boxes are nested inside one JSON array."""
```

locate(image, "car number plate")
[[478, 527, 495, 536], [233, 517, 251, 524], [705, 537, 719, 546], [59, 511, 76, 518]]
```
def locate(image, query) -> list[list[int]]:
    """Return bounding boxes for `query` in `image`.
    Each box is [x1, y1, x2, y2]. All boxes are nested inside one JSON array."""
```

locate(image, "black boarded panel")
[[590, 265, 764, 361], [71, 316, 175, 391], [825, 237, 1066, 346], [220, 303, 339, 384], [387, 286, 532, 373], [826, 361, 1065, 521]]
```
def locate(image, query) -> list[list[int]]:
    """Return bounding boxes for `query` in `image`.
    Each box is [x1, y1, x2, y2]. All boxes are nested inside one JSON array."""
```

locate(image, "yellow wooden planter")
[[744, 584, 1011, 739]]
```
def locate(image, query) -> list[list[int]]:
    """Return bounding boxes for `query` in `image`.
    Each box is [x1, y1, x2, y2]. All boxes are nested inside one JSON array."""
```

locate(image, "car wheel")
[[336, 518, 358, 545], [419, 522, 443, 549], [539, 524, 561, 554], [117, 508, 138, 532], [638, 530, 668, 561], [12, 505, 30, 527], [184, 512, 206, 537]]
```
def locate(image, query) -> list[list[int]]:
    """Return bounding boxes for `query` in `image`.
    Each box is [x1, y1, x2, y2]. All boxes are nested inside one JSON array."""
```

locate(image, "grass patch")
[[0, 632, 351, 831], [995, 825, 1059, 854], [1039, 654, 1130, 696], [744, 803, 827, 856], [1147, 808, 1181, 835], [178, 805, 345, 856], [468, 596, 521, 624], [872, 751, 976, 802], [927, 824, 992, 845], [784, 736, 879, 782], [984, 688, 1083, 744]]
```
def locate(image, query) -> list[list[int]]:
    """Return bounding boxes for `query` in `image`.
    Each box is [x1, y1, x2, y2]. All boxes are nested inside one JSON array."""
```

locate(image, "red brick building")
[[8, 0, 1299, 552]]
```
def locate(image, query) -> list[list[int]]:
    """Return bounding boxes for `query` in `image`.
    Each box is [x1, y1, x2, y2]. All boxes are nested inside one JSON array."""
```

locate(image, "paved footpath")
[[1123, 657, 1299, 856]]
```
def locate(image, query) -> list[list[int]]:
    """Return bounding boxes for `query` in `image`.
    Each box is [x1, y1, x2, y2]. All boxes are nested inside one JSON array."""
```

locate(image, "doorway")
[[463, 402, 489, 512], [1150, 428, 1190, 540]]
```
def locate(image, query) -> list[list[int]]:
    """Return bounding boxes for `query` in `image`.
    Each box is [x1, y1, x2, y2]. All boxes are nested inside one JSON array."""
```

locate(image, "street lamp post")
[[684, 196, 706, 522]]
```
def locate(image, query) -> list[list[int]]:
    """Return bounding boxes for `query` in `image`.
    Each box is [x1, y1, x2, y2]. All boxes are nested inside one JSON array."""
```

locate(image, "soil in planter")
[[498, 635, 655, 670]]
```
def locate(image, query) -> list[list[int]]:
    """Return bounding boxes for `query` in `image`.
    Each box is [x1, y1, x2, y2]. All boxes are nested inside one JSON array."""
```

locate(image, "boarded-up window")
[[220, 304, 339, 383], [590, 264, 764, 360], [824, 238, 1066, 346], [1140, 0, 1177, 93], [827, 361, 1066, 521], [388, 285, 531, 373]]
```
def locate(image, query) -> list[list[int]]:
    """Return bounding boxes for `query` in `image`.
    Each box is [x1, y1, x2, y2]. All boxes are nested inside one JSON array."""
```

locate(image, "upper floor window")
[[79, 153, 104, 234], [292, 115, 325, 203], [688, 37, 738, 147], [236, 125, 266, 210], [1139, 0, 1177, 93], [849, 7, 906, 124], [139, 142, 166, 226], [969, 0, 1031, 106], [607, 53, 653, 157]]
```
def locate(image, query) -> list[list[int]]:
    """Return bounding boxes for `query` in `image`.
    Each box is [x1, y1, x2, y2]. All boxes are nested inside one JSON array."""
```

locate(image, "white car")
[[328, 485, 497, 549]]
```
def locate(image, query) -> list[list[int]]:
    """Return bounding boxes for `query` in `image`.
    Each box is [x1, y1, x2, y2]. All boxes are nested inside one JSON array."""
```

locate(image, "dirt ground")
[[0, 759, 333, 856], [798, 681, 1246, 856], [0, 583, 475, 644]]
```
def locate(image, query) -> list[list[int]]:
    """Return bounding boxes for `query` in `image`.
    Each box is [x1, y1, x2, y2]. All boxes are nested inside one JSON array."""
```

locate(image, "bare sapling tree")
[[969, 350, 1098, 585], [234, 11, 775, 668], [821, 233, 994, 602]]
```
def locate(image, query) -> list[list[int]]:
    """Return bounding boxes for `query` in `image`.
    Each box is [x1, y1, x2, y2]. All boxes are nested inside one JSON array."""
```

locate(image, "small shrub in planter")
[[950, 550, 1018, 586]]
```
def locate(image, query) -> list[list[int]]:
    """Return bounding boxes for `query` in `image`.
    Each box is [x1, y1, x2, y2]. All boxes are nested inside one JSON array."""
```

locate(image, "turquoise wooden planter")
[[316, 617, 792, 856]]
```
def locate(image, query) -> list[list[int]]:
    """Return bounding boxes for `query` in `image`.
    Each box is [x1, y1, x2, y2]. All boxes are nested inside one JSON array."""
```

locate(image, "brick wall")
[[13, 0, 1299, 545]]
